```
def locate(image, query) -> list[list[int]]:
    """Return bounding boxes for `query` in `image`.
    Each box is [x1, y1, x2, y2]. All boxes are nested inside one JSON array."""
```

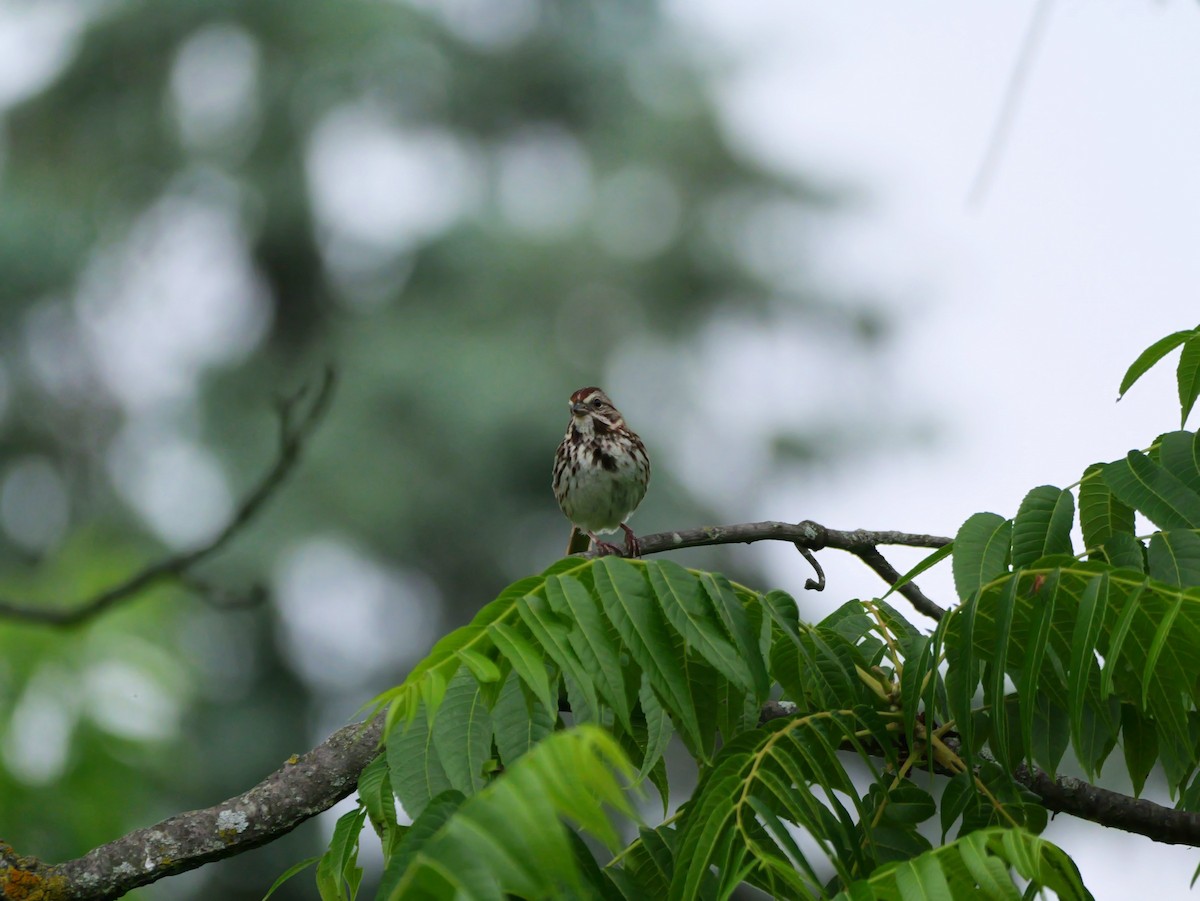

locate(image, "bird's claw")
[[620, 524, 642, 558], [590, 538, 625, 557], [586, 526, 641, 558]]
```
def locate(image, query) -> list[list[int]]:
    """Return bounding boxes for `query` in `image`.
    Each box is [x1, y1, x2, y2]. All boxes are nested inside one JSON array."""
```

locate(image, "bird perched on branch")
[[553, 387, 650, 556]]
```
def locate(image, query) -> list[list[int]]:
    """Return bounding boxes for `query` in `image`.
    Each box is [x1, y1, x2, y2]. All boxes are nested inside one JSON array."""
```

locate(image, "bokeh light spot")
[[75, 192, 271, 410], [107, 425, 233, 548], [307, 105, 479, 258], [169, 22, 261, 157], [84, 657, 182, 742], [593, 165, 682, 260], [0, 456, 69, 554], [496, 126, 593, 237], [408, 0, 539, 50], [3, 665, 77, 786], [273, 537, 439, 693]]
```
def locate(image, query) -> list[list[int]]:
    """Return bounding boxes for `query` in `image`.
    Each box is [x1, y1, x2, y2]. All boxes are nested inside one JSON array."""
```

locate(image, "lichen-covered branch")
[[0, 717, 382, 901]]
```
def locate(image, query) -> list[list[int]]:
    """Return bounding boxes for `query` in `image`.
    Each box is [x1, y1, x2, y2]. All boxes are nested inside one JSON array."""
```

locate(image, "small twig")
[[0, 368, 336, 627], [794, 543, 825, 591], [850, 545, 946, 621]]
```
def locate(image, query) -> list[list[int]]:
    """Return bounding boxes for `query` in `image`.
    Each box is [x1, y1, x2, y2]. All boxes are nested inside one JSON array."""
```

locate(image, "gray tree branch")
[[1013, 764, 1200, 846], [0, 718, 382, 901], [595, 518, 951, 620]]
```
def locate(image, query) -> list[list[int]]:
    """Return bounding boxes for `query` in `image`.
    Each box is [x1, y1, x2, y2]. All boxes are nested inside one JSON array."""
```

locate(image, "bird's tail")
[[566, 526, 590, 555]]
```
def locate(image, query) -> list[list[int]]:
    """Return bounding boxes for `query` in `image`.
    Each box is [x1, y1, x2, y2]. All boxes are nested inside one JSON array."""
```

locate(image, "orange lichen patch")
[[1, 843, 68, 901], [2, 865, 67, 901]]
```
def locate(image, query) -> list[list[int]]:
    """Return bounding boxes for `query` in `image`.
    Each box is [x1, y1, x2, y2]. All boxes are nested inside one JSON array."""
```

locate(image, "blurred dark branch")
[[968, 0, 1056, 206], [592, 520, 950, 621], [179, 574, 270, 611], [0, 717, 382, 901], [0, 369, 336, 627]]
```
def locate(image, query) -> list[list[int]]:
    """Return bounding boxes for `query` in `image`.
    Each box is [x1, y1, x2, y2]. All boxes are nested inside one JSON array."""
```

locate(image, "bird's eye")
[[591, 398, 602, 407]]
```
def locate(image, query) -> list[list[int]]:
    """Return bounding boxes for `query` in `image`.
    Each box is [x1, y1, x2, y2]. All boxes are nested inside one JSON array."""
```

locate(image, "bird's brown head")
[[568, 387, 625, 433]]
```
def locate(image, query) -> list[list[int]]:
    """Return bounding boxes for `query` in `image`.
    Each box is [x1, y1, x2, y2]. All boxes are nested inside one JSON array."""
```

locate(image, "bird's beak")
[[571, 402, 589, 416]]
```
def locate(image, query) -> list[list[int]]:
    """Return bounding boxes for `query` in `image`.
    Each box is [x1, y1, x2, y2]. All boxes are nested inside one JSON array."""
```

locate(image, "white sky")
[[671, 0, 1200, 893]]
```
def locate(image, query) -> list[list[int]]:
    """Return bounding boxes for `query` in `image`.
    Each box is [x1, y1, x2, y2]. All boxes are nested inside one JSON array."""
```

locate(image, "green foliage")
[[375, 726, 636, 900], [1079, 463, 1135, 553], [668, 713, 903, 898], [316, 807, 367, 901], [952, 513, 1012, 601], [315, 548, 1103, 898], [358, 755, 403, 857], [293, 327, 1200, 898], [375, 557, 774, 820], [942, 429, 1200, 791], [831, 827, 1089, 901], [1116, 325, 1200, 426], [262, 856, 322, 900]]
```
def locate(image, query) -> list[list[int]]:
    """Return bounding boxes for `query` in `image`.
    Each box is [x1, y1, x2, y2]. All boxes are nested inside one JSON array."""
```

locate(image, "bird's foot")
[[588, 533, 625, 557], [620, 523, 642, 558]]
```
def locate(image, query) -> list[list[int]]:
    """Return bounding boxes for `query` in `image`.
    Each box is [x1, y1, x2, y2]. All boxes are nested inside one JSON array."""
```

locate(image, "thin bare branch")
[[587, 519, 952, 620], [180, 574, 269, 611], [616, 520, 952, 556], [0, 369, 336, 627], [850, 544, 946, 621]]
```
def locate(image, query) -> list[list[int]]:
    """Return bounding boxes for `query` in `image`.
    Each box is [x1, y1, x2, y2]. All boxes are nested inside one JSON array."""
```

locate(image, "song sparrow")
[[553, 387, 650, 556]]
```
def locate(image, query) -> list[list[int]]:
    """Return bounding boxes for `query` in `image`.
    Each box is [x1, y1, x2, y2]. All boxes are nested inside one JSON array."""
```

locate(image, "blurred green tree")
[[0, 0, 885, 897]]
